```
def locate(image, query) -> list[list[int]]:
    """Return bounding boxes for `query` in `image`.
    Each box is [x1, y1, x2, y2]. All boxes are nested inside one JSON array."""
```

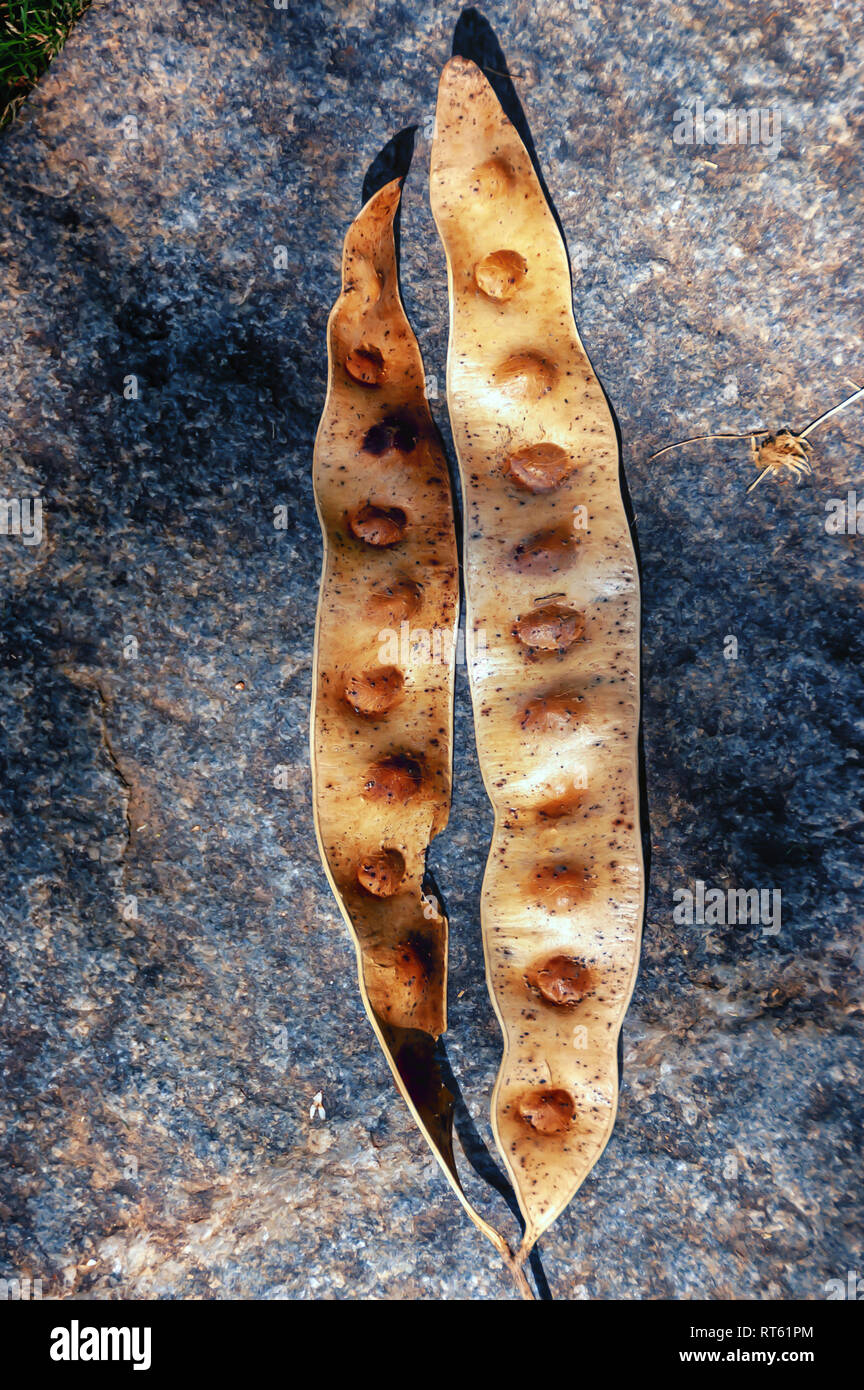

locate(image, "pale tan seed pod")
[[310, 179, 512, 1272], [431, 58, 644, 1260]]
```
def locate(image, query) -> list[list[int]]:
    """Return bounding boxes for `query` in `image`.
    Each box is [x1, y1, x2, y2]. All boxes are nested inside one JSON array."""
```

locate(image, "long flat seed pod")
[[430, 59, 644, 1259], [311, 178, 513, 1273]]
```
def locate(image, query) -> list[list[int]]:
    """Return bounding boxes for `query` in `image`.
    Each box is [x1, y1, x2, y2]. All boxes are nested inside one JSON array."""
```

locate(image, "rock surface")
[[0, 0, 861, 1300]]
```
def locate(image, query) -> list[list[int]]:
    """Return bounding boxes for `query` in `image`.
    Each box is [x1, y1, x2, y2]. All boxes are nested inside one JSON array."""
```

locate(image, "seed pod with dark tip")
[[310, 178, 509, 1269], [431, 57, 644, 1262]]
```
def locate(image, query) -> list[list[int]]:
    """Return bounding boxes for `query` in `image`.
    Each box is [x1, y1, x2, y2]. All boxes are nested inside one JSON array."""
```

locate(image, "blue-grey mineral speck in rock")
[[0, 0, 862, 1300]]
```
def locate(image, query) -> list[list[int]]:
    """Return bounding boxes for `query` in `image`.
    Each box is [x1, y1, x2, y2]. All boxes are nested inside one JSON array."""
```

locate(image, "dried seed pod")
[[431, 57, 644, 1261], [310, 178, 507, 1268]]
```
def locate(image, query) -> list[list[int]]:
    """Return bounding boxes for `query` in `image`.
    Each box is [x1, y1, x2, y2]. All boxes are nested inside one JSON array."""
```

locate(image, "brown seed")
[[356, 848, 406, 897], [520, 690, 585, 732], [494, 351, 558, 399], [518, 1088, 575, 1135], [526, 955, 594, 1007], [366, 576, 422, 625], [475, 249, 528, 301], [363, 754, 423, 803], [528, 863, 591, 910], [513, 604, 584, 652], [347, 502, 408, 547], [344, 665, 404, 717], [345, 344, 385, 386], [505, 442, 575, 493], [512, 525, 577, 575]]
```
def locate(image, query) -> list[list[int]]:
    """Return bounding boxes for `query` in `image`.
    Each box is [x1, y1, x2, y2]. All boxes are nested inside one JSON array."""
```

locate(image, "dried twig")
[[650, 381, 864, 491]]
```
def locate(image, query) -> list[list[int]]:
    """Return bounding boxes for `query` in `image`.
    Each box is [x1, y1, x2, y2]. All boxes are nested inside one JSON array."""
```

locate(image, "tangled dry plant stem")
[[650, 381, 864, 491]]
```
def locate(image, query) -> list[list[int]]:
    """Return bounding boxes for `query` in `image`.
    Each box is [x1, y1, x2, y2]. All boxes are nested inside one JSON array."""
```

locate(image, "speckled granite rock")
[[1, 0, 862, 1300]]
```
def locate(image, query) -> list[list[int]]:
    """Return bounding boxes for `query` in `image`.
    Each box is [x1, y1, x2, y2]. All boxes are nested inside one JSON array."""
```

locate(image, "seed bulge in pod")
[[345, 344, 385, 386], [347, 503, 408, 547], [513, 604, 584, 653], [527, 863, 592, 910], [362, 413, 418, 456], [366, 576, 423, 626], [520, 690, 585, 731], [512, 525, 577, 575], [344, 665, 404, 717], [356, 848, 406, 897], [526, 954, 594, 1007], [518, 1088, 575, 1135], [505, 442, 575, 493], [363, 754, 423, 803], [475, 249, 528, 301]]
